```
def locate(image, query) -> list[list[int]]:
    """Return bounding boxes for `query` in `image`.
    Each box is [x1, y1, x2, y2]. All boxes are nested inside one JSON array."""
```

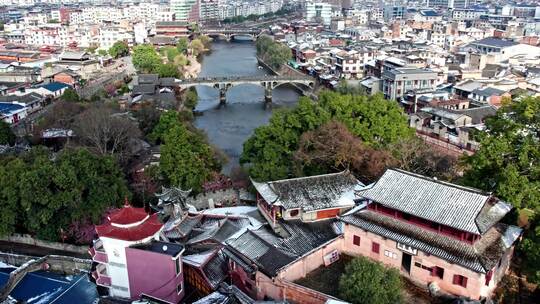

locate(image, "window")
[[453, 275, 468, 288], [175, 258, 181, 275], [177, 282, 183, 294], [431, 266, 444, 279], [353, 235, 360, 246], [372, 242, 380, 254], [289, 209, 299, 217]]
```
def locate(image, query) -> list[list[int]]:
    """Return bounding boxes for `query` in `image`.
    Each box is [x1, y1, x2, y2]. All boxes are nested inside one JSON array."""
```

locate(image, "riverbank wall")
[[0, 234, 88, 255], [0, 252, 92, 274]]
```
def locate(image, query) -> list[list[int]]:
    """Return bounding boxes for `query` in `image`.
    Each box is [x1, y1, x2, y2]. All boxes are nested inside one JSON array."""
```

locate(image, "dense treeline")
[[241, 91, 455, 183], [255, 35, 291, 70], [0, 147, 129, 242]]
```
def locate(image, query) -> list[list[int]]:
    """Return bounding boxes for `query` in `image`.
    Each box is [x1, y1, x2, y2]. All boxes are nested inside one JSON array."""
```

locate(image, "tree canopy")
[[256, 35, 291, 70], [241, 91, 413, 181], [176, 38, 189, 54], [462, 96, 540, 210], [339, 256, 403, 304], [61, 88, 80, 103], [155, 63, 180, 78], [158, 115, 220, 192], [190, 39, 205, 56], [132, 44, 162, 73], [0, 147, 129, 241], [109, 41, 129, 58], [0, 121, 16, 146]]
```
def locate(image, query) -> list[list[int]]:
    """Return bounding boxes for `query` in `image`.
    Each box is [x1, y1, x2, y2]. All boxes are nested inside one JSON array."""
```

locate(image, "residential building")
[[382, 67, 438, 100], [252, 171, 363, 231], [171, 0, 200, 22], [200, 0, 219, 21], [306, 2, 333, 26], [0, 102, 27, 124], [90, 204, 164, 298], [341, 169, 521, 300]]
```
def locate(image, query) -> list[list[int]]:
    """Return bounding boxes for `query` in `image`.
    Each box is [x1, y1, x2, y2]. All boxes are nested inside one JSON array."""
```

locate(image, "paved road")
[[0, 241, 89, 259]]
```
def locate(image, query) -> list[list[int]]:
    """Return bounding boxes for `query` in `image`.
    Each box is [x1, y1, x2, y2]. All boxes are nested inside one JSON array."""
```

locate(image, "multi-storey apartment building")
[[382, 67, 438, 100]]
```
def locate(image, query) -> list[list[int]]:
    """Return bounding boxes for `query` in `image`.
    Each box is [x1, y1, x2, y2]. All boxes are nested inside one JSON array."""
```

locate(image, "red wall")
[[125, 247, 184, 303]]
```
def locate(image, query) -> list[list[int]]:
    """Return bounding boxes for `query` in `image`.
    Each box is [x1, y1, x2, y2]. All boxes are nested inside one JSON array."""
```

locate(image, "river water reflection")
[[193, 40, 300, 173]]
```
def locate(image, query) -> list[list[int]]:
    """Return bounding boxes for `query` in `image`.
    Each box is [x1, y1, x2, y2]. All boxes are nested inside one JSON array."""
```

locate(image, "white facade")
[[99, 27, 134, 50], [306, 2, 333, 25]]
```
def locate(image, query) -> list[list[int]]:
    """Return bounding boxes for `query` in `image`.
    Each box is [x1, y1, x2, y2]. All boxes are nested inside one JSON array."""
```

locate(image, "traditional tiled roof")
[[341, 210, 522, 273], [187, 219, 240, 245], [358, 169, 511, 234], [95, 213, 162, 241], [251, 171, 363, 211], [163, 214, 202, 239], [108, 205, 149, 225], [226, 220, 342, 277], [203, 250, 228, 289]]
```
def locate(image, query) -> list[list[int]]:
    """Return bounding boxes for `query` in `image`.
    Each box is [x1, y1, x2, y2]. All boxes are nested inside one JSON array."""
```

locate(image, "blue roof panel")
[[40, 82, 71, 92], [0, 267, 98, 304]]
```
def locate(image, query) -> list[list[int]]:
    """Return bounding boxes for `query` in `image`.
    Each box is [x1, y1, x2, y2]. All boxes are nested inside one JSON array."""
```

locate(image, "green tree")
[[0, 121, 16, 145], [183, 88, 198, 110], [98, 49, 108, 56], [132, 44, 162, 73], [462, 96, 540, 210], [339, 256, 403, 304], [190, 39, 205, 56], [165, 46, 180, 62], [199, 35, 212, 49], [241, 97, 331, 180], [155, 63, 180, 78], [241, 91, 413, 181], [256, 35, 291, 69], [519, 213, 540, 284], [61, 88, 80, 103], [176, 37, 189, 54], [160, 123, 219, 192], [173, 54, 188, 68], [0, 147, 129, 241], [0, 157, 23, 235], [149, 111, 183, 144], [109, 41, 129, 58]]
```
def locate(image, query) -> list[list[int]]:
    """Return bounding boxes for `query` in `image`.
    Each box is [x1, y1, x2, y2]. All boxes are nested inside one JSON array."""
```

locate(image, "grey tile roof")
[[341, 210, 521, 273], [472, 87, 506, 97], [358, 169, 508, 234], [450, 105, 497, 124], [226, 220, 342, 277], [226, 228, 297, 277], [470, 38, 518, 48], [251, 171, 363, 211], [165, 214, 203, 239], [203, 250, 228, 289]]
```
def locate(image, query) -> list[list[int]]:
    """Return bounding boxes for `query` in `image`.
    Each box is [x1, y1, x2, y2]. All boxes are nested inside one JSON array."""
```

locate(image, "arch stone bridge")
[[178, 75, 315, 103], [201, 28, 265, 41]]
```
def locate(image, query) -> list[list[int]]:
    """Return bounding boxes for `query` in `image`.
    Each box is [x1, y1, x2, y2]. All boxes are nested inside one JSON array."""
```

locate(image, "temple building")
[[340, 169, 522, 300], [252, 171, 364, 235], [90, 202, 185, 302]]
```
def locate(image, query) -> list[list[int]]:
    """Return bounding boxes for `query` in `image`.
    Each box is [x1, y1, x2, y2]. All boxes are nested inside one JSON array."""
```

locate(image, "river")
[[193, 40, 300, 174]]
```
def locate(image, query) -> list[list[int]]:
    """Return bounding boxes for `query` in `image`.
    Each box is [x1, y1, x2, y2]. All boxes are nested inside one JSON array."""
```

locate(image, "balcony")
[[92, 264, 111, 287], [89, 240, 108, 263]]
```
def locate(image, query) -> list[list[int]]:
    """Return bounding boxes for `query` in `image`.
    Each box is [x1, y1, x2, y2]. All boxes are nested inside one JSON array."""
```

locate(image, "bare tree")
[[72, 106, 142, 164], [293, 120, 395, 183]]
